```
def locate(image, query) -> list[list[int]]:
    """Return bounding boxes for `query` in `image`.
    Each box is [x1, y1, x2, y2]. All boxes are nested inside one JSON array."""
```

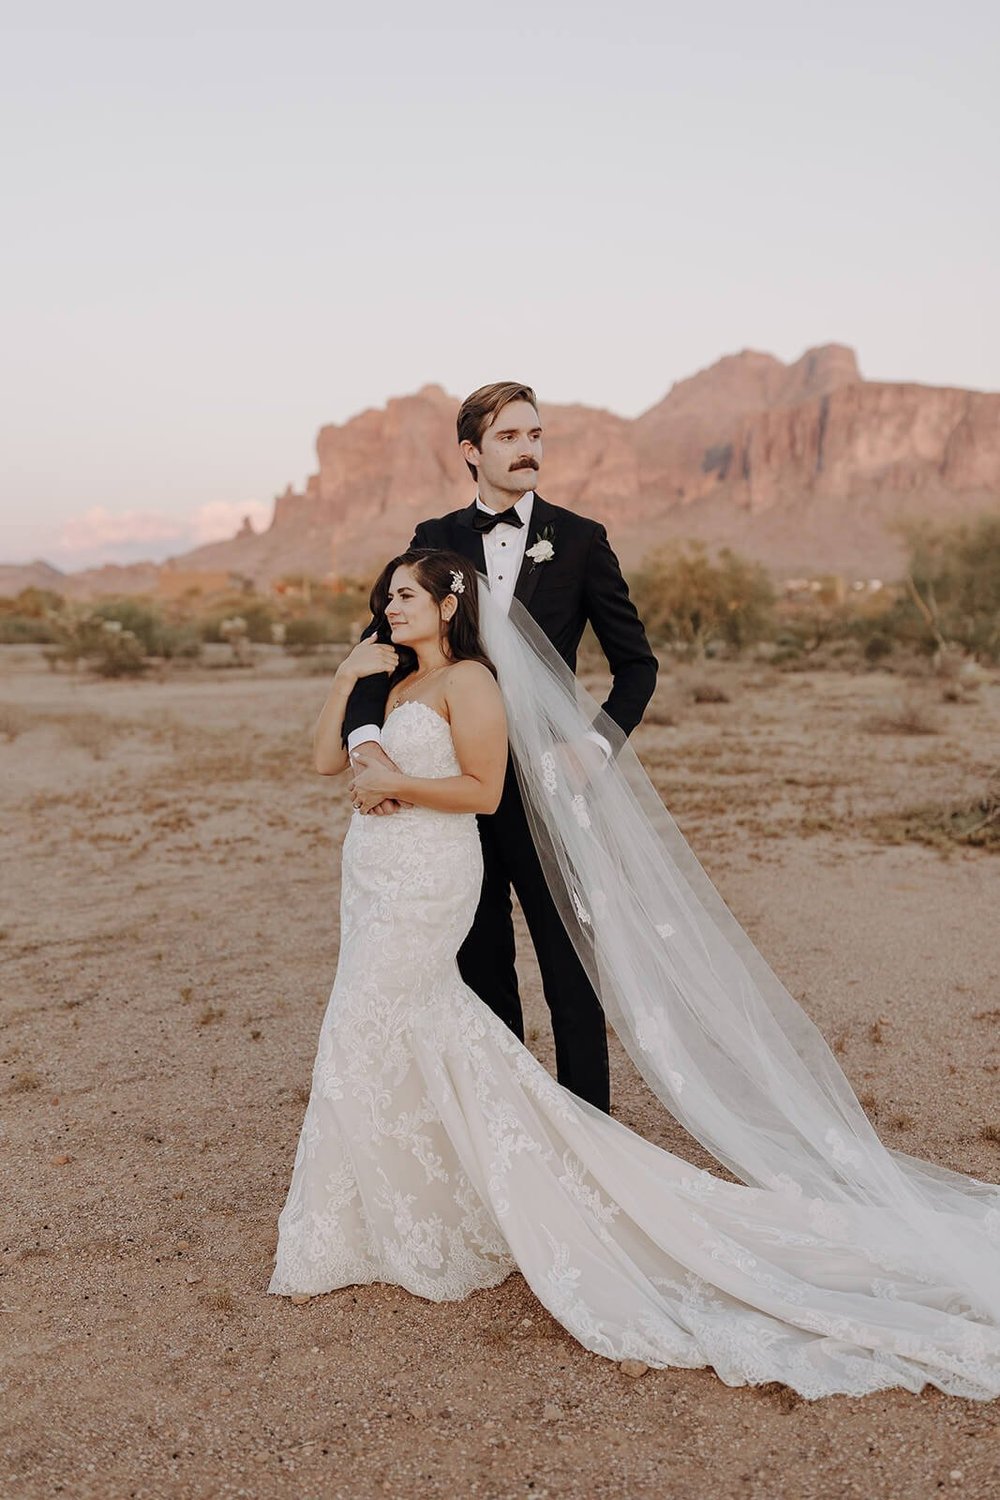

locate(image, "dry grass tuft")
[[197, 1286, 236, 1311], [0, 703, 31, 740], [690, 681, 731, 705], [10, 1068, 41, 1093], [863, 698, 941, 736], [196, 1005, 225, 1026], [979, 1124, 1000, 1145], [868, 1017, 888, 1045], [872, 776, 1000, 853]]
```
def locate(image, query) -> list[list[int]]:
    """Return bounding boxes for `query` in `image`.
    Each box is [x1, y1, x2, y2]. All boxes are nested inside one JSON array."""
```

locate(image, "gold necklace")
[[389, 662, 446, 711]]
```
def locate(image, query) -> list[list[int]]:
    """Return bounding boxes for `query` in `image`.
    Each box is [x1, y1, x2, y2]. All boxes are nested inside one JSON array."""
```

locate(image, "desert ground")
[[2, 641, 999, 1500]]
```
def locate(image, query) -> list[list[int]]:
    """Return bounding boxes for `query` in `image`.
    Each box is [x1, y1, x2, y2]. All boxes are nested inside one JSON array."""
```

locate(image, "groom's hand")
[[553, 737, 608, 793], [349, 743, 410, 816]]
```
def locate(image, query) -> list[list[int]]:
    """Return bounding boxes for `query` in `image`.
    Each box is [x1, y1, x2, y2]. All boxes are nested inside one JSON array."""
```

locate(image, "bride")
[[267, 548, 1000, 1400]]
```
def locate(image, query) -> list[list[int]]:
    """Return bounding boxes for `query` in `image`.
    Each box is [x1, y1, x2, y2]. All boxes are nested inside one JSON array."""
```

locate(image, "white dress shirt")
[[347, 487, 608, 760], [476, 490, 534, 615]]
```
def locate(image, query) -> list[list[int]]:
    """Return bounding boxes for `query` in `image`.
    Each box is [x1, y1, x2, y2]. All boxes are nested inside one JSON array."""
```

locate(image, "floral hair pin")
[[450, 569, 466, 595]]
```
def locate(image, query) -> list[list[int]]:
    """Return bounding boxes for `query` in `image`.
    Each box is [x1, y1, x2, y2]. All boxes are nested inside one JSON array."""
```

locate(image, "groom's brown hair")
[[457, 382, 538, 480]]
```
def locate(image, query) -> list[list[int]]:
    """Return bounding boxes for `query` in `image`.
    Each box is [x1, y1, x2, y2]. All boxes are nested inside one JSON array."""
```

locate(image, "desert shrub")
[[863, 632, 894, 664], [92, 624, 148, 676], [199, 595, 277, 643], [889, 514, 1000, 662], [862, 697, 941, 736], [631, 544, 775, 655], [90, 599, 167, 654], [873, 774, 1000, 852], [283, 615, 333, 653], [0, 587, 66, 643], [690, 680, 730, 704], [41, 599, 202, 673], [0, 614, 58, 644], [43, 611, 149, 676], [772, 601, 859, 660], [277, 576, 372, 644], [216, 616, 253, 666], [2, 586, 64, 618], [158, 624, 203, 660]]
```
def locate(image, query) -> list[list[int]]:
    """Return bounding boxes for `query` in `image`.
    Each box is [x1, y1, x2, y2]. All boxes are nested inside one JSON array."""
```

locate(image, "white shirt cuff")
[[347, 725, 382, 755], [584, 730, 612, 760]]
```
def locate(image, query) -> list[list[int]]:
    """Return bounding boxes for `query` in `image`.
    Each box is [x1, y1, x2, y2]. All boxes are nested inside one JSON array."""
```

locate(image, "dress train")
[[268, 701, 1000, 1401]]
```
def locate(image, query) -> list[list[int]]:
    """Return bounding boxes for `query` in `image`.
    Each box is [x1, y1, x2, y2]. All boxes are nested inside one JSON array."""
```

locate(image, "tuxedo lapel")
[[451, 503, 487, 575], [513, 494, 554, 612]]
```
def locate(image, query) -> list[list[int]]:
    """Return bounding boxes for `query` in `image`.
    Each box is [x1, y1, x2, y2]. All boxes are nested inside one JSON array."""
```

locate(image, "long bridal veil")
[[476, 576, 1000, 1310]]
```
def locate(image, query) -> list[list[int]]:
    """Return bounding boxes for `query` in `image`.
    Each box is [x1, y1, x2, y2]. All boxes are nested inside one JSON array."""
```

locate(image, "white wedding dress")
[[267, 699, 1000, 1400]]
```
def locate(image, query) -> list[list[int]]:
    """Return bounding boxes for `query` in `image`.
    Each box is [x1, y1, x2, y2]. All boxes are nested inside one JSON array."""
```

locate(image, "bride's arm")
[[314, 639, 400, 775], [350, 661, 507, 814]]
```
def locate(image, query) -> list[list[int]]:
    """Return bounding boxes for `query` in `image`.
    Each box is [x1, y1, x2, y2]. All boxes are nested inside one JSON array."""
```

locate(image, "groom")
[[344, 382, 658, 1114]]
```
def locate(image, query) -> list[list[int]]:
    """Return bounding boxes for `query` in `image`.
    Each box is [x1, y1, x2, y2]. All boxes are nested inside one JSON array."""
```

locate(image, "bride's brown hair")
[[369, 549, 497, 689]]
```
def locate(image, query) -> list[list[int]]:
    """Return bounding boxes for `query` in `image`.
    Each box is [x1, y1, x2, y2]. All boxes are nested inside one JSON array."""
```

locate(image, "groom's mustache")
[[510, 459, 539, 471]]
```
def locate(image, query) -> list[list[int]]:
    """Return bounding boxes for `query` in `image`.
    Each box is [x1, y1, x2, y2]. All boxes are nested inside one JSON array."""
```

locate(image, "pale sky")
[[2, 0, 997, 569]]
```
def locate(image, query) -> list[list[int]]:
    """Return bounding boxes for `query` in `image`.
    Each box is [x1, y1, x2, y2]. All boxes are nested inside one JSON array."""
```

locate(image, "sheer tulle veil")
[[474, 573, 1000, 1305]]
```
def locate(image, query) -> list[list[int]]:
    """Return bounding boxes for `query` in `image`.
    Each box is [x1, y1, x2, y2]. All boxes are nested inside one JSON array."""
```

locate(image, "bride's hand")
[[350, 761, 405, 813], [338, 638, 399, 683]]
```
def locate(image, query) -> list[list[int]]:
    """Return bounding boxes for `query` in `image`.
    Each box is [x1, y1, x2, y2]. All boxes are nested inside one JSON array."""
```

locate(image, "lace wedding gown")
[[267, 700, 1000, 1400]]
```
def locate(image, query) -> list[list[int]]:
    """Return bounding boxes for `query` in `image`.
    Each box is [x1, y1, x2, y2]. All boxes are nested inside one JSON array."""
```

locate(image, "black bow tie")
[[474, 507, 524, 534]]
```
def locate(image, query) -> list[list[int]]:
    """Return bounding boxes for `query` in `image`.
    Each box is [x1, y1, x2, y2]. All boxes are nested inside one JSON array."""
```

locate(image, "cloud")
[[58, 507, 187, 553], [52, 500, 272, 567]]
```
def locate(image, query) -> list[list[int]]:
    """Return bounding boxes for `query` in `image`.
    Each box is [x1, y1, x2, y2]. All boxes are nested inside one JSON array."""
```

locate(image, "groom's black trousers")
[[457, 755, 611, 1115]]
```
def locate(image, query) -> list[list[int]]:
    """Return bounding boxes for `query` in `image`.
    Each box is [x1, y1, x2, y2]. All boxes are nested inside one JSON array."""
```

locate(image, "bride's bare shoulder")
[[442, 659, 503, 709], [443, 658, 499, 690]]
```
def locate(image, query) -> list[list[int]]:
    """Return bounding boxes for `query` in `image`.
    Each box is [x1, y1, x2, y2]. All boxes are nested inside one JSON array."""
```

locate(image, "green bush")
[[283, 615, 333, 653], [91, 624, 148, 677], [199, 596, 277, 643], [90, 599, 170, 655], [0, 614, 57, 644], [44, 613, 149, 676], [0, 587, 65, 642], [159, 624, 203, 660], [894, 514, 1000, 662], [631, 543, 775, 655]]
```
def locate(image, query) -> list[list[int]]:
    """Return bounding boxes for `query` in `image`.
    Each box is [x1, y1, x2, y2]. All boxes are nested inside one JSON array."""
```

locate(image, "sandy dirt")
[[2, 642, 999, 1500]]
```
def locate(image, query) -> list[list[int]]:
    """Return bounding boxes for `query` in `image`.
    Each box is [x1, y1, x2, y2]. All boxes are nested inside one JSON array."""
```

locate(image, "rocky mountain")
[[5, 346, 998, 598], [0, 558, 162, 602]]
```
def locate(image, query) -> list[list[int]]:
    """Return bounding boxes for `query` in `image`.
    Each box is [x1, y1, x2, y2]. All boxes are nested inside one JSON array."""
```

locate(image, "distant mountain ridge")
[[5, 345, 999, 598]]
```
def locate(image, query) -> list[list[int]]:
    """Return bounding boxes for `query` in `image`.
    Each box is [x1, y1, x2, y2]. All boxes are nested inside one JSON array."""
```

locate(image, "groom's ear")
[[459, 438, 480, 473]]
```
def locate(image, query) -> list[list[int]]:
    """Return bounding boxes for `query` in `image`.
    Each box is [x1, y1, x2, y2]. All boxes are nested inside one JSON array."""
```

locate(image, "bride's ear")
[[440, 594, 458, 623]]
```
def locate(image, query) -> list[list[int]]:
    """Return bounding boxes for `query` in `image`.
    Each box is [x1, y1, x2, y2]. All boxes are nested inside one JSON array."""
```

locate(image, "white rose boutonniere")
[[526, 524, 556, 572]]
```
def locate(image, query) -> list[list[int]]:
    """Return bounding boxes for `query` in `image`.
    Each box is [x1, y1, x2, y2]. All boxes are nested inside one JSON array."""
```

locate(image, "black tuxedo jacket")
[[343, 494, 658, 743]]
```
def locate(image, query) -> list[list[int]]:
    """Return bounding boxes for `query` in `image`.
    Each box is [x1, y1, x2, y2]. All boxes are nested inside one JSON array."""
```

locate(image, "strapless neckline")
[[383, 699, 451, 731]]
